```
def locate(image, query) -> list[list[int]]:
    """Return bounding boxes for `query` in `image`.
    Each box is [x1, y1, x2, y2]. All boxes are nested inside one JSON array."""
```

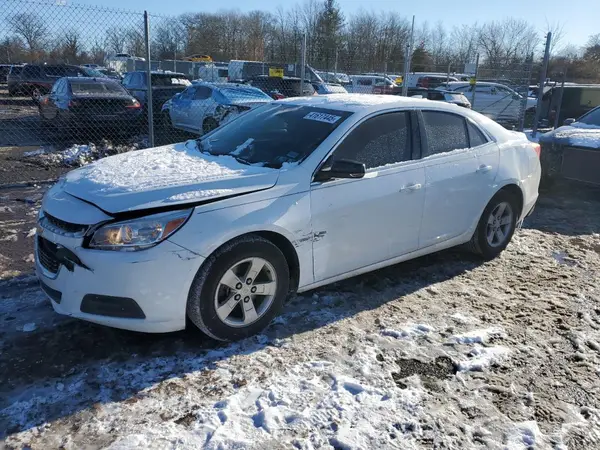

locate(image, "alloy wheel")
[[214, 257, 277, 327], [486, 201, 513, 248]]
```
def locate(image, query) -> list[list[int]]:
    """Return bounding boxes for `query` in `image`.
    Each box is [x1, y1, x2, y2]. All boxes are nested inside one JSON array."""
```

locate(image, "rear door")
[[187, 85, 213, 132], [417, 110, 496, 248], [171, 85, 195, 127], [311, 110, 425, 281]]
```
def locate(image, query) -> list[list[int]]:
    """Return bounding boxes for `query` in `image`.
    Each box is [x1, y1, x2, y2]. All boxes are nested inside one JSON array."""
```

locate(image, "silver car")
[[162, 82, 273, 135]]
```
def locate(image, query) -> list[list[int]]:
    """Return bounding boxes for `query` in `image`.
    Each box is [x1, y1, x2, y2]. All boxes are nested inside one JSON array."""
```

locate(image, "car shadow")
[[0, 247, 482, 437]]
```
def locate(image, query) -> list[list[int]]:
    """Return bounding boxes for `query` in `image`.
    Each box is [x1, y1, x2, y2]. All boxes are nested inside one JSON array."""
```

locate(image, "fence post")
[[553, 68, 567, 129], [517, 54, 534, 131], [300, 33, 307, 96], [532, 32, 551, 137], [401, 15, 415, 97], [445, 62, 451, 88], [144, 11, 155, 148], [471, 54, 480, 108]]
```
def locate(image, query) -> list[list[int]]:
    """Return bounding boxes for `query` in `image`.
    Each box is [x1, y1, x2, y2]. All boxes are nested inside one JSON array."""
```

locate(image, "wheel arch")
[[494, 182, 524, 218], [194, 230, 301, 295]]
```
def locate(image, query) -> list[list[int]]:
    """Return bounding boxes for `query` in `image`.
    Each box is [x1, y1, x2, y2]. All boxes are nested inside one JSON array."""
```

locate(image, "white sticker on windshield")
[[303, 112, 342, 124]]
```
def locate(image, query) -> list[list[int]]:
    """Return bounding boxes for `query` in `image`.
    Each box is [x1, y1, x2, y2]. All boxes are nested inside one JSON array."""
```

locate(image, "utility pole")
[[532, 32, 551, 136], [300, 32, 307, 95], [471, 54, 480, 108], [401, 15, 415, 97]]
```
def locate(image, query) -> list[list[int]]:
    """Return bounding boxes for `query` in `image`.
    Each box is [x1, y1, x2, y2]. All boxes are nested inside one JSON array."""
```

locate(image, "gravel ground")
[[0, 180, 599, 449]]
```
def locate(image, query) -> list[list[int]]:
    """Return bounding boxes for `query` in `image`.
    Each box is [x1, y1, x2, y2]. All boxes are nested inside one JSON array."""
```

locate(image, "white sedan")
[[36, 95, 541, 341]]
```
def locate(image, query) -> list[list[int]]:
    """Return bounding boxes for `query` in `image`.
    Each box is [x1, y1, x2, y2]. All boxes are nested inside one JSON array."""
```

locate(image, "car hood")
[[62, 140, 279, 214], [539, 123, 600, 149]]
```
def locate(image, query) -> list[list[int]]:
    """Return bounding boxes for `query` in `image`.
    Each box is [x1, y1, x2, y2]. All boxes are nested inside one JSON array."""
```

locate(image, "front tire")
[[187, 235, 290, 341], [468, 190, 518, 260]]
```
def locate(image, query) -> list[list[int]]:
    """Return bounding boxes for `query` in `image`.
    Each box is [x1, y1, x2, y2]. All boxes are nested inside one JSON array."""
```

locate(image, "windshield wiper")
[[232, 155, 252, 165]]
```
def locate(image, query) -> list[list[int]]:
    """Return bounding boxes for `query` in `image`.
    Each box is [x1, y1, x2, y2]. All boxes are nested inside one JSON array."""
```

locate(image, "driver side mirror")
[[563, 118, 575, 126], [314, 158, 366, 182]]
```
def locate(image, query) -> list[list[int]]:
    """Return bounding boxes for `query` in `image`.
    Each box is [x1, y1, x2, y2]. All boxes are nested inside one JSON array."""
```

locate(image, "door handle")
[[477, 164, 492, 173], [400, 183, 422, 192]]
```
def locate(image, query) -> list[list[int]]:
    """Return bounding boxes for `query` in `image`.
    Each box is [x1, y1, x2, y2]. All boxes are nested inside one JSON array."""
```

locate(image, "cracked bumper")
[[36, 230, 204, 333]]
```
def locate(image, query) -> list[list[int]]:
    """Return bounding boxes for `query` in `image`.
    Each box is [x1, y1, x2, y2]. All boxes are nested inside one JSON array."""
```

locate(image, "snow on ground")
[[1, 184, 600, 449]]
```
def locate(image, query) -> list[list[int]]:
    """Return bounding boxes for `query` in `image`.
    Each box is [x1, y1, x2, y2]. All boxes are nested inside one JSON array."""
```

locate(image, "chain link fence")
[[1, 0, 542, 168]]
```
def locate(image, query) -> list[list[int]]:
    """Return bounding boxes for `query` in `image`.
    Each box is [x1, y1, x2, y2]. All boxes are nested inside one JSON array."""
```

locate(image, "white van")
[[347, 75, 400, 94], [196, 64, 228, 82]]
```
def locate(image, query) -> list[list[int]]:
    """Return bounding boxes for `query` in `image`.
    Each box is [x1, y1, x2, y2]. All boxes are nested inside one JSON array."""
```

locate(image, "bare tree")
[[545, 20, 565, 56], [8, 13, 49, 59], [105, 27, 125, 55], [60, 29, 82, 63]]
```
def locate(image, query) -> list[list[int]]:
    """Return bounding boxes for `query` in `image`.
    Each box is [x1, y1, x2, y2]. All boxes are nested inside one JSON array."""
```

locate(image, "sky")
[[73, 0, 598, 48]]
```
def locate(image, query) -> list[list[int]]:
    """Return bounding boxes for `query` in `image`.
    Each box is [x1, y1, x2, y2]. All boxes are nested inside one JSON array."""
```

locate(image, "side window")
[[334, 112, 411, 169], [421, 111, 469, 157], [194, 86, 212, 100], [181, 87, 195, 99], [122, 73, 132, 86], [357, 78, 372, 86], [467, 121, 489, 147], [24, 66, 42, 78]]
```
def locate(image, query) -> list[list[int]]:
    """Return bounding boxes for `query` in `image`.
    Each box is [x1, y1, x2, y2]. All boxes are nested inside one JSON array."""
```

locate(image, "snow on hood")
[[539, 124, 600, 149], [62, 140, 279, 214]]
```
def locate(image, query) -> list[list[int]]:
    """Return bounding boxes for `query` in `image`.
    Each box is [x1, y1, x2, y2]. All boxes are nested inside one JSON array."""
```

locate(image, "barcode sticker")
[[303, 112, 342, 124]]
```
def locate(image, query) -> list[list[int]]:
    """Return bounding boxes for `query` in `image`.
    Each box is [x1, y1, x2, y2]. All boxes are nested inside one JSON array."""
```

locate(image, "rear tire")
[[468, 190, 518, 260], [187, 235, 290, 341]]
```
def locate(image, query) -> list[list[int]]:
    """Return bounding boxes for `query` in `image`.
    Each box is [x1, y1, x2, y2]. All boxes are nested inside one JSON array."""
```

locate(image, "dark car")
[[312, 82, 348, 95], [38, 77, 143, 135], [247, 76, 315, 99], [8, 64, 105, 98], [538, 105, 600, 186], [544, 85, 600, 127], [98, 68, 122, 80], [121, 71, 191, 116], [6, 65, 24, 95]]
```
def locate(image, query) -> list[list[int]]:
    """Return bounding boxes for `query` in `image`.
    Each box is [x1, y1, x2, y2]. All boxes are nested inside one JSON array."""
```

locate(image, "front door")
[[310, 111, 425, 282]]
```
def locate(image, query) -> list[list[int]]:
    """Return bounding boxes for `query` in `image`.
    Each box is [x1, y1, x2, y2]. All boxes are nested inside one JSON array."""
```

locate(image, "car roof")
[[445, 81, 509, 87], [278, 93, 459, 113], [63, 77, 119, 83]]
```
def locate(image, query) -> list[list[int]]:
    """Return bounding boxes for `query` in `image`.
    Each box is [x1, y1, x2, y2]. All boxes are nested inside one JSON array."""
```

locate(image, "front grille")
[[41, 212, 88, 236], [37, 236, 61, 274]]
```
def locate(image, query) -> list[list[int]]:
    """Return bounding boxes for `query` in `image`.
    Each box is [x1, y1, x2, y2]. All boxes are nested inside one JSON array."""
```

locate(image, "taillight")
[[126, 99, 141, 109], [532, 143, 541, 158], [273, 93, 285, 100]]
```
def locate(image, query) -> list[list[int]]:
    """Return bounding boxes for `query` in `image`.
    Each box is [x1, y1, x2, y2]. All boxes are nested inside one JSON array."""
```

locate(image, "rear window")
[[9, 66, 23, 76], [150, 74, 191, 86], [198, 104, 353, 167], [217, 87, 272, 104], [71, 81, 127, 95]]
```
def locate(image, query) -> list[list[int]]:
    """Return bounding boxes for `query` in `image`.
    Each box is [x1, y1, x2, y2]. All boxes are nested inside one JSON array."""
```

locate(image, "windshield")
[[71, 81, 127, 95], [577, 107, 600, 126], [197, 104, 352, 168], [81, 67, 106, 78], [151, 74, 191, 86], [217, 87, 272, 104]]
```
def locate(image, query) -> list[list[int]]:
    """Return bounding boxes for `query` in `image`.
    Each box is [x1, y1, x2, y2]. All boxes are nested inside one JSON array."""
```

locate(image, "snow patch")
[[381, 323, 434, 339], [165, 189, 234, 202], [22, 323, 37, 332], [451, 327, 505, 344], [458, 345, 510, 372]]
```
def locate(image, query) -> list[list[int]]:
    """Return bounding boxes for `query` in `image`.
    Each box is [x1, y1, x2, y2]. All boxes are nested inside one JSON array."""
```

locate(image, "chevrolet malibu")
[[36, 95, 541, 341]]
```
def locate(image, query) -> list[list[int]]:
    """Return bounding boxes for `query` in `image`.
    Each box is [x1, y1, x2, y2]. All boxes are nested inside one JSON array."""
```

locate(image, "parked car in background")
[[36, 94, 540, 340], [228, 60, 323, 83], [98, 67, 122, 80], [404, 73, 460, 88], [6, 65, 24, 94], [162, 82, 272, 135], [545, 84, 600, 127], [442, 81, 535, 125], [312, 82, 348, 95], [247, 76, 315, 99], [346, 75, 400, 94], [407, 88, 471, 108], [7, 64, 107, 98], [121, 71, 191, 116], [38, 77, 143, 135], [315, 71, 351, 86], [538, 105, 600, 186]]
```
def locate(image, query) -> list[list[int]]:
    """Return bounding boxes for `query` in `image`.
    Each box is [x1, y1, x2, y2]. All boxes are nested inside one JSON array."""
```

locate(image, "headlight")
[[89, 209, 192, 251]]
